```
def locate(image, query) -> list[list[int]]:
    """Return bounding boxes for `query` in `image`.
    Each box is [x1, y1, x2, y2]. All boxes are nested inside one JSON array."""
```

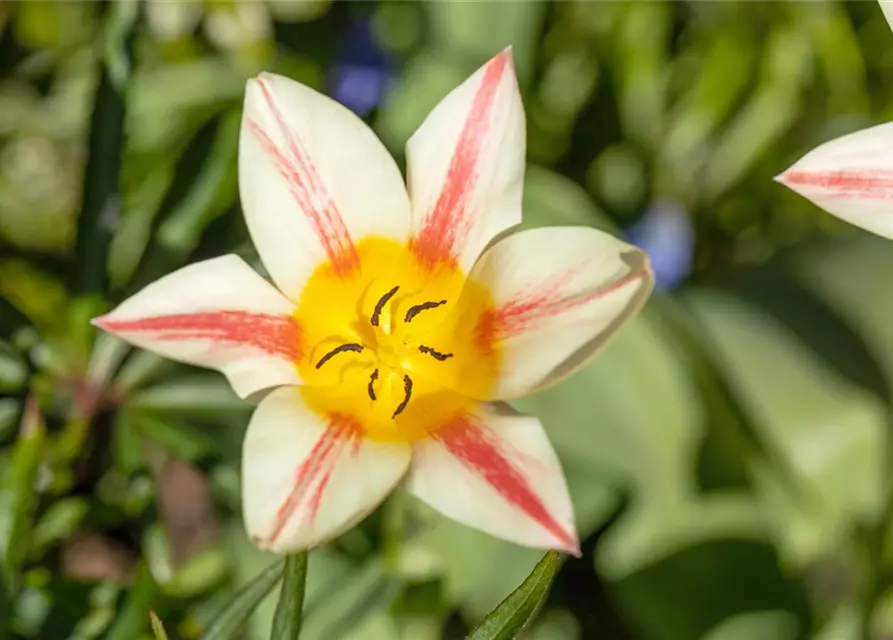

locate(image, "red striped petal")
[[434, 413, 579, 554], [405, 49, 525, 275], [408, 403, 579, 555], [268, 414, 360, 545], [778, 169, 893, 200], [410, 52, 510, 268], [242, 387, 411, 553], [94, 310, 302, 361]]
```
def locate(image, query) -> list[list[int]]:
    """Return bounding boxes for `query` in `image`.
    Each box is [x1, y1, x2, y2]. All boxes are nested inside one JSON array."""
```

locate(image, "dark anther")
[[315, 343, 364, 369], [367, 369, 379, 401], [404, 299, 448, 323], [370, 285, 399, 327], [392, 375, 413, 418], [418, 345, 453, 361]]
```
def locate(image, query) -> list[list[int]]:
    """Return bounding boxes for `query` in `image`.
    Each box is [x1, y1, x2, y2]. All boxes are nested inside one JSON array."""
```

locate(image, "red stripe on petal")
[[476, 269, 646, 348], [435, 414, 578, 553], [781, 169, 893, 200], [410, 52, 510, 268], [249, 78, 360, 276], [97, 311, 302, 360], [269, 414, 360, 544]]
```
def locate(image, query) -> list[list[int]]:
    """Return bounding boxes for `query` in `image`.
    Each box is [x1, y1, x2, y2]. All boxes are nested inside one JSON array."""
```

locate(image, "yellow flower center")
[[294, 237, 500, 443]]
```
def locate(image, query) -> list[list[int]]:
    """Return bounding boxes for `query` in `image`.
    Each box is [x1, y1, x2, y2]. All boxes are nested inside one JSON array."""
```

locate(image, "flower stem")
[[271, 552, 308, 639]]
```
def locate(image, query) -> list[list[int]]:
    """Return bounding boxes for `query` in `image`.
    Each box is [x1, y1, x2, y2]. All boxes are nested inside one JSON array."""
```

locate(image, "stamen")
[[418, 345, 453, 361], [370, 285, 399, 327], [392, 374, 413, 418], [367, 369, 379, 401], [404, 299, 448, 323], [315, 343, 363, 369]]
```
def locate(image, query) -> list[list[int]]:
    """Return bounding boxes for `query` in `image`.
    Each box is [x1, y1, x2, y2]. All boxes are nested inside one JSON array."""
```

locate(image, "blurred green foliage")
[[4, 0, 893, 638]]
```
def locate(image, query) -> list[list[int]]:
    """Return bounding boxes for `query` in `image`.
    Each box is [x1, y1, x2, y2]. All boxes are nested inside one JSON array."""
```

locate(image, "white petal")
[[239, 73, 411, 299], [881, 0, 893, 34], [405, 48, 525, 272], [406, 402, 579, 555], [242, 386, 411, 553], [776, 122, 893, 239], [93, 255, 301, 399], [467, 226, 652, 399]]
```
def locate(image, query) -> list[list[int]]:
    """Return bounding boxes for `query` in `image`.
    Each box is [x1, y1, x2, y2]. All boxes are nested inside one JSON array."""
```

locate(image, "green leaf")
[[657, 28, 756, 200], [199, 559, 284, 640], [611, 540, 809, 640], [111, 408, 146, 475], [0, 259, 69, 337], [30, 497, 88, 556], [793, 234, 893, 408], [74, 1, 136, 294], [129, 58, 245, 153], [701, 24, 809, 201], [0, 400, 45, 593], [134, 412, 216, 462], [519, 165, 614, 233], [302, 557, 401, 640], [86, 333, 129, 392], [107, 162, 176, 290], [156, 109, 240, 258], [701, 611, 798, 640], [613, 2, 671, 150], [102, 0, 139, 92], [113, 350, 175, 395], [130, 375, 250, 418], [149, 611, 169, 640], [0, 399, 19, 443], [164, 548, 228, 598], [465, 551, 560, 640], [0, 400, 43, 638], [684, 289, 885, 566], [0, 341, 26, 393], [105, 563, 157, 640], [271, 552, 308, 640]]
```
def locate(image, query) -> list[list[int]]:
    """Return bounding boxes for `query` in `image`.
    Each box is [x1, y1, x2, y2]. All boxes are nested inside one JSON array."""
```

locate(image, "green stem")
[[271, 552, 308, 640]]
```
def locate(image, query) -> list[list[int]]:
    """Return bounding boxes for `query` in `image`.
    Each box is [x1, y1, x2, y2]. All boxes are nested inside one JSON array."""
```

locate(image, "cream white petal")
[[881, 0, 893, 34], [776, 122, 893, 239], [404, 48, 525, 273], [406, 402, 579, 555], [93, 255, 301, 399], [239, 72, 412, 300], [456, 226, 651, 400], [242, 386, 411, 553]]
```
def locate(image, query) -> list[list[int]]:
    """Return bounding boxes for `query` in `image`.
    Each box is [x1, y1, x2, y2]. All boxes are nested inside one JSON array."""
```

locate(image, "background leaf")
[[465, 551, 560, 640]]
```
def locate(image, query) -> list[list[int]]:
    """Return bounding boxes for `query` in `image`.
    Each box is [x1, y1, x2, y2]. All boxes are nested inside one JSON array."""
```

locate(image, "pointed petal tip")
[[560, 539, 582, 558], [773, 170, 792, 186], [495, 46, 515, 69], [90, 315, 108, 330], [245, 72, 278, 94], [248, 532, 276, 553]]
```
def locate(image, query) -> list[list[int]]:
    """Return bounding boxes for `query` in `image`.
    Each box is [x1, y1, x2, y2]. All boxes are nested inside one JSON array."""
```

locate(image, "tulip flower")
[[93, 50, 653, 555]]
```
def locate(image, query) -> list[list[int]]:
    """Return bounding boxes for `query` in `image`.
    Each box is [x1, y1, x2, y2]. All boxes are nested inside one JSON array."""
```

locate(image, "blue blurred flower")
[[625, 201, 694, 291], [330, 19, 392, 116]]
